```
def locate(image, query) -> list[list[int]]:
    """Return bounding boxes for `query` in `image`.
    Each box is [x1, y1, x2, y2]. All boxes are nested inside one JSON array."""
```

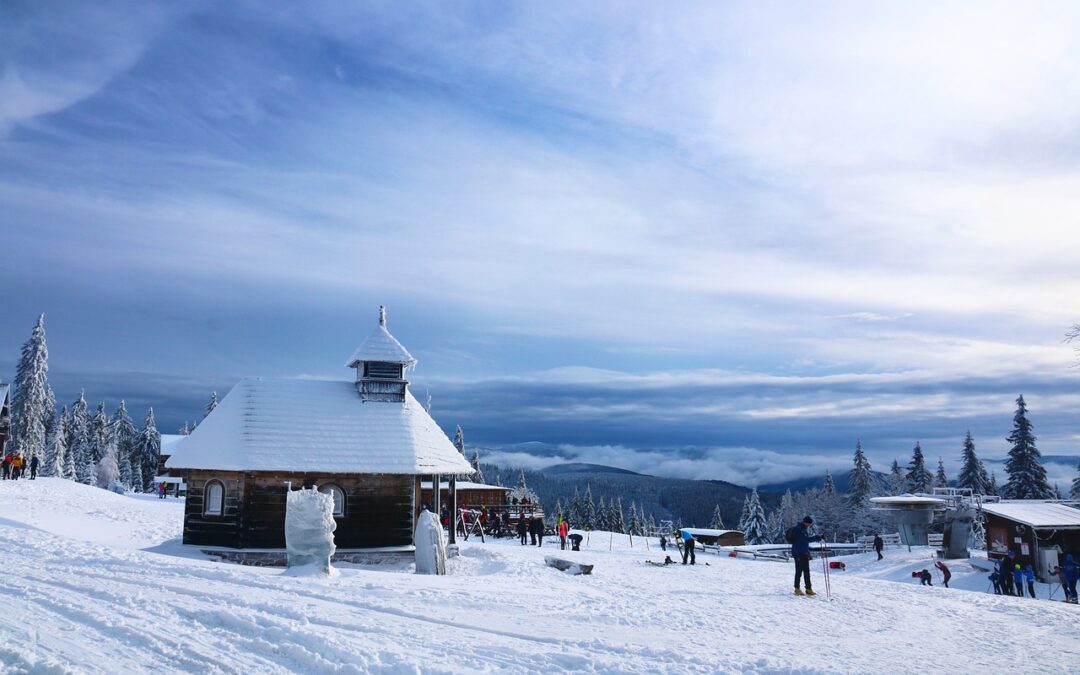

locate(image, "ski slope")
[[1, 479, 1077, 674]]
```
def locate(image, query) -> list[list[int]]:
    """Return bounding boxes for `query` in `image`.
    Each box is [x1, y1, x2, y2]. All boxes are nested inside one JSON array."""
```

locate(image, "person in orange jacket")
[[558, 519, 569, 550]]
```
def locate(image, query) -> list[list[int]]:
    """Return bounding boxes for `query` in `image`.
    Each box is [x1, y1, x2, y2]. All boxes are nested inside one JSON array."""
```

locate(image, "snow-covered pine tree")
[[179, 421, 190, 436], [987, 471, 999, 496], [63, 432, 78, 480], [69, 393, 94, 484], [204, 392, 219, 418], [137, 408, 162, 492], [888, 459, 906, 495], [847, 439, 874, 508], [708, 504, 725, 530], [627, 500, 641, 535], [905, 442, 933, 494], [1054, 484, 1063, 500], [737, 494, 751, 532], [823, 471, 836, 494], [612, 497, 626, 534], [742, 489, 769, 545], [1002, 395, 1052, 499], [110, 401, 138, 489], [89, 402, 109, 467], [554, 499, 564, 522], [934, 458, 949, 489], [470, 449, 484, 483], [569, 487, 582, 526], [956, 431, 987, 494], [97, 433, 120, 490], [582, 485, 595, 530], [42, 406, 65, 477], [452, 426, 471, 481], [9, 314, 52, 463], [1072, 461, 1080, 499], [771, 489, 797, 542]]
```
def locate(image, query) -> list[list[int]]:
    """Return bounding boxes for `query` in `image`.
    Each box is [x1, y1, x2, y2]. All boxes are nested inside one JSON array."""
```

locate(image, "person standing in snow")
[[997, 552, 1016, 596], [29, 454, 39, 480], [934, 560, 951, 588], [1061, 554, 1078, 603], [517, 517, 528, 546], [558, 519, 569, 550], [1, 454, 10, 480], [534, 518, 544, 547], [659, 534, 668, 551], [873, 534, 884, 561], [158, 482, 168, 499], [679, 528, 696, 565], [11, 454, 22, 479], [791, 516, 823, 596], [988, 571, 1002, 594], [1023, 564, 1036, 598], [1012, 564, 1024, 597]]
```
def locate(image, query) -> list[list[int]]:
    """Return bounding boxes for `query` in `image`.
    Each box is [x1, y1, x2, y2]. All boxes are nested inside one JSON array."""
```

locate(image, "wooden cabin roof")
[[981, 502, 1080, 529], [165, 377, 473, 475], [345, 308, 416, 367]]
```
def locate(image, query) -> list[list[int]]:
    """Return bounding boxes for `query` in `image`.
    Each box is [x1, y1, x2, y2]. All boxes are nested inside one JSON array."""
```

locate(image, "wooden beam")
[[448, 475, 457, 545]]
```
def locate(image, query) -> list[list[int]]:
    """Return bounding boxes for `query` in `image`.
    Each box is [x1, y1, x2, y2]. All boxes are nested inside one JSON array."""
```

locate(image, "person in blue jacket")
[[1012, 564, 1025, 597], [791, 515, 824, 596], [1062, 554, 1079, 604], [679, 528, 696, 565], [1023, 564, 1036, 598], [997, 551, 1016, 596]]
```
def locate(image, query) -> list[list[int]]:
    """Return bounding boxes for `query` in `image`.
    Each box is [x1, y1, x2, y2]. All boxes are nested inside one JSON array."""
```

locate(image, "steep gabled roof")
[[345, 307, 416, 367], [165, 377, 473, 475]]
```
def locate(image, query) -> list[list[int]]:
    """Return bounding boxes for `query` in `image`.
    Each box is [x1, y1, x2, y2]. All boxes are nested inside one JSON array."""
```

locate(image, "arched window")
[[204, 480, 225, 516], [320, 484, 345, 517]]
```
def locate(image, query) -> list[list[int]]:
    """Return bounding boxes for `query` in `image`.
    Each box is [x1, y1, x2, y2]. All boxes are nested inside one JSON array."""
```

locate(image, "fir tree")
[[569, 487, 582, 527], [708, 504, 725, 530], [987, 471, 999, 497], [89, 402, 109, 466], [137, 408, 162, 492], [934, 458, 949, 489], [823, 471, 836, 494], [1072, 461, 1080, 500], [888, 459, 906, 495], [470, 449, 484, 484], [62, 433, 77, 480], [204, 392, 219, 418], [847, 439, 874, 508], [772, 489, 797, 542], [737, 494, 751, 532], [69, 393, 94, 484], [596, 496, 609, 532], [582, 485, 595, 530], [612, 497, 626, 534], [110, 401, 138, 489], [905, 442, 933, 494], [97, 434, 120, 490], [1002, 395, 1052, 499], [179, 421, 190, 436], [9, 314, 52, 462], [956, 431, 988, 495], [453, 426, 471, 481], [627, 500, 642, 535], [43, 406, 67, 477], [742, 489, 769, 545]]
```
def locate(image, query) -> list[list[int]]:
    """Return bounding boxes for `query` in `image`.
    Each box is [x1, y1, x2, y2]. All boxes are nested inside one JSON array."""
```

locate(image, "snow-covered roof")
[[681, 528, 742, 537], [980, 502, 1080, 529], [345, 307, 416, 367], [421, 481, 510, 492], [159, 434, 187, 456], [165, 377, 473, 475], [870, 495, 948, 507]]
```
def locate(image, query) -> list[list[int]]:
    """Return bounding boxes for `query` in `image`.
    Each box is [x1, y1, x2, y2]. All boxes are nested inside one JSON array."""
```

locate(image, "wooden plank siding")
[[183, 470, 415, 550]]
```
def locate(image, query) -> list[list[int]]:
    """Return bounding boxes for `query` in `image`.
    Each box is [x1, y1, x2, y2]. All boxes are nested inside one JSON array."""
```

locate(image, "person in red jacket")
[[935, 560, 952, 588], [558, 520, 569, 550]]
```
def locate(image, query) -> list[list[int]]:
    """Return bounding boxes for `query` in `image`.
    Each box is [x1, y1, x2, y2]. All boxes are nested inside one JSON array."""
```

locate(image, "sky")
[[2, 1, 1080, 488]]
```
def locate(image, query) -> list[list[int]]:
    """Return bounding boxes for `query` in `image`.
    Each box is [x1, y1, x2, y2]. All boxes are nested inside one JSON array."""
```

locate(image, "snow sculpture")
[[285, 487, 337, 575], [414, 508, 447, 575]]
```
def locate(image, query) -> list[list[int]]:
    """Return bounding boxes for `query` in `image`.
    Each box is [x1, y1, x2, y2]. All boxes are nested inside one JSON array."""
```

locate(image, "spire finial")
[[379, 305, 387, 327]]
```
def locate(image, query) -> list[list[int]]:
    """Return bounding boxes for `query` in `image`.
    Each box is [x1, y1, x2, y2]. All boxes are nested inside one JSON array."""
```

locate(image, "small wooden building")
[[0, 384, 10, 457], [421, 481, 510, 511], [982, 502, 1080, 582], [165, 308, 473, 561]]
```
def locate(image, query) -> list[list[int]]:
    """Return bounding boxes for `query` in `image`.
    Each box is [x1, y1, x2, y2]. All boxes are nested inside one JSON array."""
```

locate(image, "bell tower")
[[345, 306, 416, 402]]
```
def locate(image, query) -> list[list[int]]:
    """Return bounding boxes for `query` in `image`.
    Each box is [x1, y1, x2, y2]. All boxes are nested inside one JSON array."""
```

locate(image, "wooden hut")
[[981, 502, 1080, 582], [0, 384, 10, 457], [421, 481, 510, 511], [165, 307, 473, 563]]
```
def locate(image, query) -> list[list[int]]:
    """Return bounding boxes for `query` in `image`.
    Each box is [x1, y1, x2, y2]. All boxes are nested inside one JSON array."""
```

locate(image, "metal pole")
[[432, 473, 441, 524], [448, 475, 457, 545]]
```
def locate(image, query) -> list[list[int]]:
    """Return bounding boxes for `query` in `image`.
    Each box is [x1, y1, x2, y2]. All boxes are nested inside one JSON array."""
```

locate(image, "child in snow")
[[1012, 564, 1025, 597], [918, 569, 933, 586], [790, 516, 823, 596], [934, 560, 951, 588], [1024, 564, 1036, 598]]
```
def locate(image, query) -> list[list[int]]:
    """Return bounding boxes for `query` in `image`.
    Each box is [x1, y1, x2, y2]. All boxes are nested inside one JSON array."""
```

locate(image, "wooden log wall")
[[183, 471, 244, 548]]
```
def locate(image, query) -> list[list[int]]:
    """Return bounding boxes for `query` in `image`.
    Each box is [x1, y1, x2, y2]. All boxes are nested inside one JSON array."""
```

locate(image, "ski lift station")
[[870, 490, 977, 559]]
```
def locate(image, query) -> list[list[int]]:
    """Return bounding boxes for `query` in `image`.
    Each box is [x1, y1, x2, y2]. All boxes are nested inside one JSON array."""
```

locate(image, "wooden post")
[[432, 473, 441, 523], [413, 475, 422, 529], [448, 475, 458, 545]]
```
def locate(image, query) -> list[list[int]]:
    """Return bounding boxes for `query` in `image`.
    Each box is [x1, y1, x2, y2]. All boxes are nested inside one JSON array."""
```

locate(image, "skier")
[[934, 560, 951, 588], [517, 517, 528, 546], [790, 516, 824, 596], [659, 534, 668, 551], [873, 533, 884, 561], [1024, 564, 1036, 598], [679, 528, 696, 565], [988, 570, 1002, 594], [1012, 564, 1024, 597], [918, 569, 933, 586], [29, 454, 39, 480], [558, 519, 569, 550], [1062, 554, 1078, 604], [997, 552, 1016, 596]]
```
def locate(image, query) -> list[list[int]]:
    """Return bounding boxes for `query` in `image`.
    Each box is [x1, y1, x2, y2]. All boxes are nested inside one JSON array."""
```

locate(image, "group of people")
[[1, 452, 38, 480], [516, 516, 546, 546], [916, 561, 952, 587], [987, 549, 1078, 602]]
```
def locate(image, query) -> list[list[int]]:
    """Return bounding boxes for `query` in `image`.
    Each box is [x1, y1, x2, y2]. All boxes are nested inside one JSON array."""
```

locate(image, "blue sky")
[[3, 1, 1080, 486]]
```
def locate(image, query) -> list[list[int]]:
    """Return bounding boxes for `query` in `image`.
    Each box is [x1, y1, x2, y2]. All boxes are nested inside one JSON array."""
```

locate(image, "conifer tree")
[[179, 421, 190, 436], [204, 392, 218, 418], [43, 406, 67, 477], [987, 471, 999, 496], [9, 314, 52, 462], [569, 487, 582, 527], [63, 433, 78, 480], [596, 496, 608, 532], [956, 431, 988, 494], [823, 471, 836, 494], [470, 449, 484, 484], [89, 402, 109, 466], [554, 499, 564, 522], [737, 493, 751, 532], [905, 442, 932, 493], [742, 489, 769, 545], [110, 401, 138, 489], [453, 426, 471, 481], [627, 500, 642, 536], [97, 435, 120, 490], [934, 458, 949, 489], [772, 489, 797, 542], [709, 504, 725, 530], [1072, 461, 1080, 500], [582, 484, 595, 530], [847, 439, 874, 508], [1003, 395, 1052, 499], [612, 497, 626, 534], [69, 393, 94, 484], [888, 459, 906, 495], [137, 408, 161, 492]]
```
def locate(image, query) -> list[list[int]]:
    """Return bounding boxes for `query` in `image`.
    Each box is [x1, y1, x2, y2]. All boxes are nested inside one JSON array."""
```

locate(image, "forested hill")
[[482, 462, 778, 529]]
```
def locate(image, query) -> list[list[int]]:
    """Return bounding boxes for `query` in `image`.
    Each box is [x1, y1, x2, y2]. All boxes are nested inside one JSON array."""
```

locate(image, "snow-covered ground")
[[2, 479, 1077, 674]]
